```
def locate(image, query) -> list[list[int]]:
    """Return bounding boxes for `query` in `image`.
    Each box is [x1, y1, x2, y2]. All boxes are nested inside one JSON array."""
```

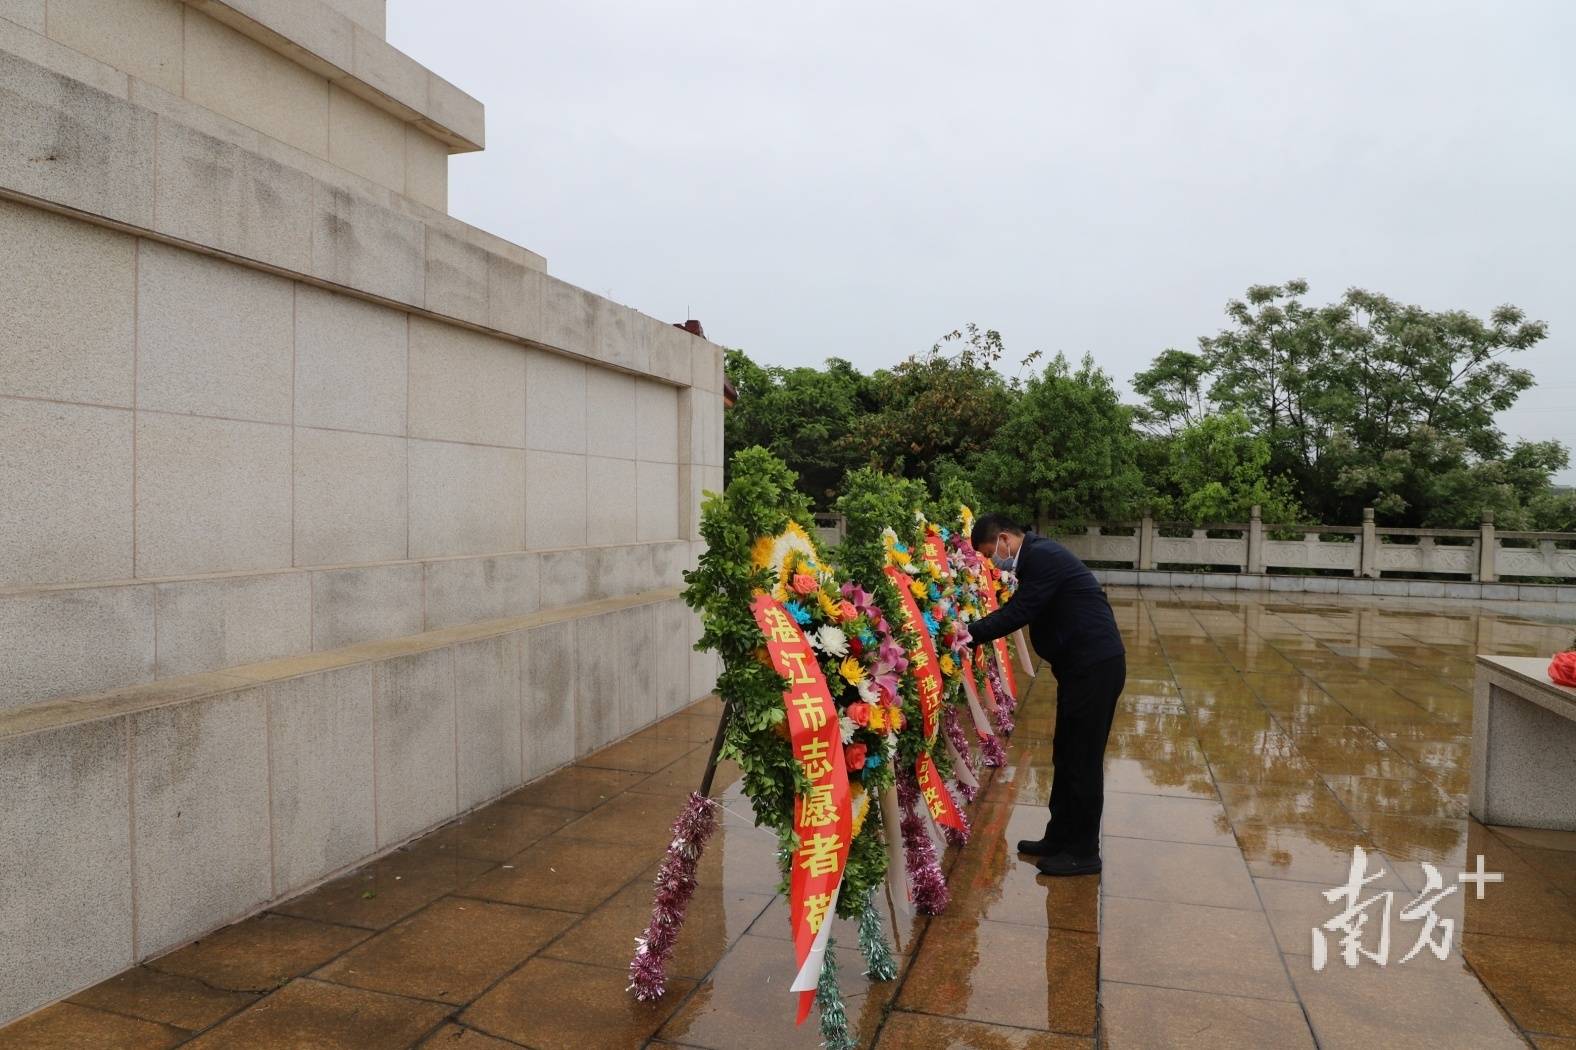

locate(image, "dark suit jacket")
[[966, 532, 1125, 676]]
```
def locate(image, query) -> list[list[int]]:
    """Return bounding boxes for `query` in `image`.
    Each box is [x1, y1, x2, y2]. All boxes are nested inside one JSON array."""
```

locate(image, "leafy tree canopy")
[[1134, 280, 1553, 526], [723, 282, 1564, 530]]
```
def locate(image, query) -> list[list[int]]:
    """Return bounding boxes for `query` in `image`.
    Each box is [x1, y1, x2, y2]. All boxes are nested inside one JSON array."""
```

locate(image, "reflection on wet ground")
[[3, 590, 1575, 1048]]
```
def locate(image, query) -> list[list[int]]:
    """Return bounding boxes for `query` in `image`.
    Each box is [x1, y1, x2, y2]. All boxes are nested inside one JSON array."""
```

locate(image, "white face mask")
[[991, 536, 1018, 571]]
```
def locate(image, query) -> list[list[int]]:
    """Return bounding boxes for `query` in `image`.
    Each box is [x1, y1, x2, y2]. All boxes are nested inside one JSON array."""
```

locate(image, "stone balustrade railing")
[[1039, 508, 1576, 582], [808, 507, 1576, 585]]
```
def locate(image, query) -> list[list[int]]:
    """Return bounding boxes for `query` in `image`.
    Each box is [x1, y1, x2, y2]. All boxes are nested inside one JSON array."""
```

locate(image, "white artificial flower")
[[815, 624, 849, 657], [839, 715, 857, 744], [857, 679, 879, 704]]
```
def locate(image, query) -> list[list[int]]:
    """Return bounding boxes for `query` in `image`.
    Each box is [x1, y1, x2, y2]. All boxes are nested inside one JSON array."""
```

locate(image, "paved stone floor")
[[4, 590, 1576, 1049]]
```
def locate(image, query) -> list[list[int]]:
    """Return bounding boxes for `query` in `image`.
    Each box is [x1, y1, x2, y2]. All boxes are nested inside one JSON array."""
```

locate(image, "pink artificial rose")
[[791, 573, 819, 596], [837, 600, 859, 623], [847, 702, 871, 726]]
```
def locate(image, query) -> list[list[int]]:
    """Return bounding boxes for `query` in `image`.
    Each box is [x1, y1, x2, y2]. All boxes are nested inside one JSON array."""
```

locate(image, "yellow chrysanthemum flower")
[[850, 784, 870, 837], [840, 656, 864, 686], [940, 653, 958, 676], [909, 580, 927, 599], [818, 590, 841, 620]]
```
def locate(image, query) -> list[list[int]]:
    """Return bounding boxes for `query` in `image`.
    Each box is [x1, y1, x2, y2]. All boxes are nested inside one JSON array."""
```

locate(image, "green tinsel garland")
[[816, 938, 856, 1050], [857, 887, 898, 981]]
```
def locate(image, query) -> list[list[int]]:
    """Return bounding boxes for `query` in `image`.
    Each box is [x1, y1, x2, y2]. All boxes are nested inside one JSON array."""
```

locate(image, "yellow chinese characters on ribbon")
[[884, 564, 946, 744], [915, 752, 966, 831], [748, 592, 851, 1024]]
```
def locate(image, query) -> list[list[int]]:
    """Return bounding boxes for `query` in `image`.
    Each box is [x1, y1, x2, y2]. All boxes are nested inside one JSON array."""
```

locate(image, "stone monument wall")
[[0, 0, 724, 1023]]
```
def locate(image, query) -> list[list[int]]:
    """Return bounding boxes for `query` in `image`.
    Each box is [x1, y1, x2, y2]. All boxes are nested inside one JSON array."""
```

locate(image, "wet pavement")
[[3, 589, 1576, 1048]]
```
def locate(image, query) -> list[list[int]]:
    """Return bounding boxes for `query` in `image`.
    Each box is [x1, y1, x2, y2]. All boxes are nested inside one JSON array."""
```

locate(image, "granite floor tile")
[[1101, 838, 1259, 910], [556, 790, 711, 850], [1101, 897, 1294, 1002], [314, 897, 576, 1004], [1287, 951, 1527, 1049], [873, 1011, 1092, 1048], [414, 803, 580, 862], [657, 933, 895, 1049], [461, 957, 691, 1050], [416, 1023, 524, 1049], [1235, 824, 1409, 889], [1099, 982, 1316, 1049], [146, 914, 369, 994], [180, 979, 449, 1050], [500, 766, 646, 811], [578, 735, 699, 774], [1462, 933, 1576, 1037], [895, 917, 1097, 1035], [1101, 791, 1235, 846], [1215, 781, 1354, 829], [546, 880, 773, 980], [942, 805, 1100, 933], [627, 754, 742, 798], [0, 1002, 186, 1049], [68, 967, 257, 1033], [461, 835, 655, 912], [1100, 757, 1218, 799], [272, 848, 495, 930]]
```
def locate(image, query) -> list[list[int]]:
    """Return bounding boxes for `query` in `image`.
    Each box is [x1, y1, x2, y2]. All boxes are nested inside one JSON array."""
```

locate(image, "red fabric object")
[[1550, 651, 1576, 688]]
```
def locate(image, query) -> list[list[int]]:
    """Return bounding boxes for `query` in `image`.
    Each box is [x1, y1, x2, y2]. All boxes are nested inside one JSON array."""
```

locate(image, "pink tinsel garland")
[[942, 705, 978, 803], [978, 729, 1007, 768], [628, 791, 719, 1000], [985, 659, 1016, 737], [896, 772, 950, 914]]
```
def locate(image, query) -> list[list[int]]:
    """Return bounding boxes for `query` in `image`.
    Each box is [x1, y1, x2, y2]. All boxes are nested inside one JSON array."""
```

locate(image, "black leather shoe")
[[1035, 853, 1102, 877], [1016, 837, 1063, 857]]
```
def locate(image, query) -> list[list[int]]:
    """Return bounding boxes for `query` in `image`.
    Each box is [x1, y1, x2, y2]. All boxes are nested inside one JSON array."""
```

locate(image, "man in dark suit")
[[964, 513, 1126, 876]]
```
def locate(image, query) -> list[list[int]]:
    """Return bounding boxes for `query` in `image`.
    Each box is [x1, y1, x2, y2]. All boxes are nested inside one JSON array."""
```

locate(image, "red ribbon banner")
[[922, 529, 950, 577], [749, 594, 852, 1024], [982, 564, 1019, 699], [915, 752, 966, 831], [884, 565, 945, 745]]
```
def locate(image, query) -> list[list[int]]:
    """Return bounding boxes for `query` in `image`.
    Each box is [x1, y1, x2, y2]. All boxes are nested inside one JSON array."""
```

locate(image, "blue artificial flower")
[[894, 542, 909, 554], [786, 601, 812, 626], [865, 753, 883, 769], [927, 584, 941, 602], [922, 612, 939, 636], [939, 527, 951, 540], [859, 629, 878, 648]]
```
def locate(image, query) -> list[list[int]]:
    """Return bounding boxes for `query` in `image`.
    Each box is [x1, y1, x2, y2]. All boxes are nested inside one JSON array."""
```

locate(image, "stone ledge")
[[1476, 655, 1576, 719], [181, 0, 485, 151], [0, 41, 722, 387], [0, 588, 681, 742]]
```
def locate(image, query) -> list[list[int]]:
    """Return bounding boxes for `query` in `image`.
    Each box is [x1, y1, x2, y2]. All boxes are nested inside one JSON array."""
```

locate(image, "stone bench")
[[1470, 655, 1576, 831]]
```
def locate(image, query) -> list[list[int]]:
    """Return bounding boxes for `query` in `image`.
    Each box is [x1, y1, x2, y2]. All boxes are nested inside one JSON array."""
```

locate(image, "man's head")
[[971, 513, 1026, 563]]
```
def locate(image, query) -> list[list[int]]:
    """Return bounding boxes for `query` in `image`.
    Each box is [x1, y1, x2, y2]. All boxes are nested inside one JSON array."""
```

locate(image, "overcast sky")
[[389, 1, 1576, 484]]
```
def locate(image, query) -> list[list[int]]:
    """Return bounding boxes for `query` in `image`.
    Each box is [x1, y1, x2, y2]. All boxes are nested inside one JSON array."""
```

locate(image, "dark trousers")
[[1045, 653, 1125, 857]]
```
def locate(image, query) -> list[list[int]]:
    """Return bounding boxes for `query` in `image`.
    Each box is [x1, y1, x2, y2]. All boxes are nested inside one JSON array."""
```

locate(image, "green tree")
[[848, 325, 1019, 484], [723, 349, 870, 508], [1158, 411, 1303, 524], [972, 354, 1148, 525], [1139, 280, 1557, 527], [1132, 348, 1211, 435]]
